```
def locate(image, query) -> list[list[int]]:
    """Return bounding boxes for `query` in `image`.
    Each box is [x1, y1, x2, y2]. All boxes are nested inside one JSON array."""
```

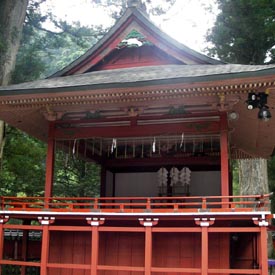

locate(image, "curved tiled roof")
[[1, 64, 275, 95]]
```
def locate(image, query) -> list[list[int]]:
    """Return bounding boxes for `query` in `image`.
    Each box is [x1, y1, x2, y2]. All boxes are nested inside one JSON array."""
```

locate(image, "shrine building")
[[0, 2, 275, 275]]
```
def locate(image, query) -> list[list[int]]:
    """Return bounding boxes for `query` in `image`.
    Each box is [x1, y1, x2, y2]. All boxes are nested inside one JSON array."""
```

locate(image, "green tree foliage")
[[207, 0, 275, 64], [0, 126, 46, 196], [53, 149, 100, 197], [207, 0, 275, 207], [12, 0, 106, 82]]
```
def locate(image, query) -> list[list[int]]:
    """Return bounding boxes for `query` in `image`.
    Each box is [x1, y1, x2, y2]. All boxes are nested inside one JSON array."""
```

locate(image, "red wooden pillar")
[[91, 226, 99, 275], [145, 226, 152, 275], [0, 216, 8, 275], [39, 217, 55, 275], [195, 218, 215, 275], [87, 218, 105, 275], [259, 226, 268, 274], [20, 230, 28, 275], [139, 218, 158, 275], [220, 113, 229, 197], [45, 122, 55, 199], [41, 225, 49, 275], [0, 223, 4, 275], [201, 226, 208, 275]]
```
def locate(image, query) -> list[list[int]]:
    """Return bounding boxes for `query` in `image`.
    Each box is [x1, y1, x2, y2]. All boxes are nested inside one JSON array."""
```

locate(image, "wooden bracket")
[[252, 217, 269, 227], [86, 217, 105, 226], [139, 218, 159, 227], [194, 218, 215, 227], [38, 216, 55, 225], [0, 215, 9, 224]]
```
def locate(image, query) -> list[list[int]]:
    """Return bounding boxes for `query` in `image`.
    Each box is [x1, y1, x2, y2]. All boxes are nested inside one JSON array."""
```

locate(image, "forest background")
[[1, 0, 275, 214]]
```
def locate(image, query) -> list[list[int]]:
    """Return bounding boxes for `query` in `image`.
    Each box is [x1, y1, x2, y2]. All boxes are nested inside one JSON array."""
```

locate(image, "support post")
[[20, 230, 28, 275], [220, 113, 229, 198], [39, 217, 55, 275], [139, 218, 158, 275], [253, 217, 269, 273], [91, 226, 99, 275], [45, 122, 55, 200], [145, 226, 152, 275], [260, 225, 268, 274], [86, 217, 105, 275], [195, 218, 215, 275], [0, 216, 9, 275], [0, 223, 4, 275]]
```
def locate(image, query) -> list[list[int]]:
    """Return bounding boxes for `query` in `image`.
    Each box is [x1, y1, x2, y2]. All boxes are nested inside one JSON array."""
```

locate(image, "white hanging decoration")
[[72, 139, 77, 155], [170, 167, 180, 186], [180, 167, 191, 186], [157, 167, 168, 189], [180, 133, 184, 148], [152, 137, 156, 153], [111, 138, 117, 153]]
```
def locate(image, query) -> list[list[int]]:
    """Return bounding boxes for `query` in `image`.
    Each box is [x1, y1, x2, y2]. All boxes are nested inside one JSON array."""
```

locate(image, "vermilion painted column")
[[0, 216, 8, 275], [87, 218, 104, 275], [139, 219, 158, 275], [145, 226, 152, 275], [45, 122, 55, 199], [220, 113, 229, 198], [201, 226, 208, 275], [195, 218, 214, 275], [20, 229, 28, 275], [39, 217, 54, 275], [40, 226, 50, 275], [0, 223, 4, 275], [91, 226, 99, 275], [259, 226, 268, 274]]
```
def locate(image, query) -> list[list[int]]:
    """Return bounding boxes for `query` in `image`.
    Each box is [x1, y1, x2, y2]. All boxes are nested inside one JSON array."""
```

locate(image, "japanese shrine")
[[1, 2, 275, 275]]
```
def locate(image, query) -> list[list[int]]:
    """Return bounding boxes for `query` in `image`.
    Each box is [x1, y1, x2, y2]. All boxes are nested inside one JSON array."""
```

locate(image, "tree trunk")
[[239, 158, 273, 259], [0, 0, 29, 161], [0, 0, 28, 85], [239, 159, 269, 195]]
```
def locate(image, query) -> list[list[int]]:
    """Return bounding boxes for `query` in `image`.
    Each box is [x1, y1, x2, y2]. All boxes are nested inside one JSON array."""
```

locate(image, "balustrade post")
[[146, 198, 151, 211]]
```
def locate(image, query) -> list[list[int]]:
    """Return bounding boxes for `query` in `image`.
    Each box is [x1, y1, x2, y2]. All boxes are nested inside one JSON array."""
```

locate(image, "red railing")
[[0, 194, 271, 213]]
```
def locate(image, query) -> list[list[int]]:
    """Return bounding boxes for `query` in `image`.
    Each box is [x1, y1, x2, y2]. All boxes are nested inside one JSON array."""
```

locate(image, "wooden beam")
[[54, 121, 220, 140], [105, 156, 220, 170]]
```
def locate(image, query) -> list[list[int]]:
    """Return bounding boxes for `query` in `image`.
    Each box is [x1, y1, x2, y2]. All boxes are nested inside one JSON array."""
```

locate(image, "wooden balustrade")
[[0, 194, 271, 213]]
